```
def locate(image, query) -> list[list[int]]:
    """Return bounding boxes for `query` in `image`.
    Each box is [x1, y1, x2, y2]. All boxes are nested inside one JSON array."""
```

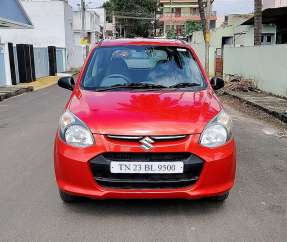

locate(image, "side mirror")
[[58, 76, 75, 91], [210, 77, 224, 90]]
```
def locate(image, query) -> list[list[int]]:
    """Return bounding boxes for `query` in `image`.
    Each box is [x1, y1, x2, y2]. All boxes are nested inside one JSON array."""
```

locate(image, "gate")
[[56, 48, 66, 73], [34, 47, 49, 78], [215, 48, 223, 77]]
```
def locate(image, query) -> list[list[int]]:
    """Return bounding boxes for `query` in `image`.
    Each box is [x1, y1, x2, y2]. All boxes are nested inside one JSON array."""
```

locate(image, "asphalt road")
[[0, 85, 287, 242]]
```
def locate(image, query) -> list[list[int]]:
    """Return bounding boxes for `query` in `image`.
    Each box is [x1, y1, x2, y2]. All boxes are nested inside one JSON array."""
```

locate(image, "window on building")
[[175, 8, 181, 17], [261, 34, 275, 45], [190, 8, 198, 15]]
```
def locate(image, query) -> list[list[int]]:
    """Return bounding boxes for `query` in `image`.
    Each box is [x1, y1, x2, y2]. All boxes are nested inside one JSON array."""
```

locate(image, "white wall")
[[263, 0, 276, 9], [191, 24, 276, 49], [64, 2, 76, 70], [275, 0, 287, 7], [263, 0, 287, 8], [0, 45, 5, 85], [69, 45, 85, 70], [73, 10, 101, 33], [223, 44, 287, 97], [94, 8, 106, 38], [190, 43, 216, 77], [0, 44, 8, 86], [94, 8, 105, 26]]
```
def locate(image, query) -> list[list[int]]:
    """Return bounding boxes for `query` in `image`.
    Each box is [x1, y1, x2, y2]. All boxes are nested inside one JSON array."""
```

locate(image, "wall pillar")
[[3, 43, 12, 86]]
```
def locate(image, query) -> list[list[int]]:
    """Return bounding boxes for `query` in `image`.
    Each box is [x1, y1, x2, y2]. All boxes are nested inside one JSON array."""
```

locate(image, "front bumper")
[[54, 133, 236, 199]]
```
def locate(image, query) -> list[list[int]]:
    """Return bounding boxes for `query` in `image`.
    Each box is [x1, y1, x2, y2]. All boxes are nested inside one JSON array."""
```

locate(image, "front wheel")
[[59, 190, 80, 203]]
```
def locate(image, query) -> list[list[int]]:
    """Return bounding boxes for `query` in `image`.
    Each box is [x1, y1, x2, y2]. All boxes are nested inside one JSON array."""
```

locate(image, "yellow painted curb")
[[18, 76, 60, 91]]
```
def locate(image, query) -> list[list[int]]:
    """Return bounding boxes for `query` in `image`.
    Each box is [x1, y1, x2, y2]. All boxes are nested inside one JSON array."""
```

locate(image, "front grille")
[[106, 135, 187, 142], [89, 152, 204, 189]]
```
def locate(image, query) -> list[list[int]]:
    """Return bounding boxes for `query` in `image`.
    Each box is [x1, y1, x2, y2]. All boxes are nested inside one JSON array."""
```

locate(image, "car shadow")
[[62, 198, 226, 218]]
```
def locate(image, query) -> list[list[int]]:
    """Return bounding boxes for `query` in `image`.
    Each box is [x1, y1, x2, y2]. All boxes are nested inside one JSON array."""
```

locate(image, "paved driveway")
[[0, 86, 286, 242]]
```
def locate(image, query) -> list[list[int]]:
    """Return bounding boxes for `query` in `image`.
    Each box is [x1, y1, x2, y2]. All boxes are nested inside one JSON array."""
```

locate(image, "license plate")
[[110, 162, 184, 174]]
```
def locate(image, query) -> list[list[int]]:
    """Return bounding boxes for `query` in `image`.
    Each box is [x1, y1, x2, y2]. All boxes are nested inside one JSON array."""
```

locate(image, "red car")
[[54, 39, 236, 203]]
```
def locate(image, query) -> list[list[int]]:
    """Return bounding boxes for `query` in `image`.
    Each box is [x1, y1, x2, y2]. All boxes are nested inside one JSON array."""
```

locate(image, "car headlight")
[[200, 110, 232, 148], [59, 110, 94, 147]]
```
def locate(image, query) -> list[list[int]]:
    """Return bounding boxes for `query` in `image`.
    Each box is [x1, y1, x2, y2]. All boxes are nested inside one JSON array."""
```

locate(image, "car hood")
[[68, 89, 221, 135]]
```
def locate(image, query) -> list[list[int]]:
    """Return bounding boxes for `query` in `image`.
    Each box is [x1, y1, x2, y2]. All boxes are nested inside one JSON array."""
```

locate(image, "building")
[[105, 23, 114, 39], [0, 0, 76, 72], [263, 0, 287, 9], [242, 7, 287, 44], [159, 0, 216, 37], [189, 14, 276, 76], [191, 14, 276, 49], [0, 0, 33, 86], [0, 0, 88, 87], [93, 8, 106, 39], [191, 14, 277, 48], [72, 8, 102, 68], [73, 9, 101, 46]]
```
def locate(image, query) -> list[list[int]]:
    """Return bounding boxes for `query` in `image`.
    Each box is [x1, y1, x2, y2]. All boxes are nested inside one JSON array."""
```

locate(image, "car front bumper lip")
[[54, 134, 236, 199]]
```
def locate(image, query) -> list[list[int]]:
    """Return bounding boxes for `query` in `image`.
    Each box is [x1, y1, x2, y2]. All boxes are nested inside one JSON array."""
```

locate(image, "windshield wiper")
[[95, 83, 167, 92], [169, 82, 201, 89], [128, 83, 167, 89]]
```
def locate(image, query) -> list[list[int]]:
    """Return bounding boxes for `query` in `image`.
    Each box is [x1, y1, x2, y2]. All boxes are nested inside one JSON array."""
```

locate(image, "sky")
[[213, 0, 254, 15], [68, 0, 254, 16]]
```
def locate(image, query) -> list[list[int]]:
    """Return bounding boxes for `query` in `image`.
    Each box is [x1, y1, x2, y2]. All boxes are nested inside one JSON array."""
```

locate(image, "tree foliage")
[[103, 0, 157, 38], [166, 29, 176, 39], [186, 21, 202, 36]]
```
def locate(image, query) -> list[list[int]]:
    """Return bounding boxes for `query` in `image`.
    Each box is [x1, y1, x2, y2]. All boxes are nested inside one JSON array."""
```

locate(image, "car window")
[[82, 46, 206, 89]]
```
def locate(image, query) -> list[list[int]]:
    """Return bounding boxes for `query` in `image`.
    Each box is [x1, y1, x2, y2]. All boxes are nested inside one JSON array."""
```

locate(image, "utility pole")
[[170, 0, 173, 36], [81, 0, 88, 58], [103, 9, 106, 39], [112, 11, 116, 38], [153, 9, 156, 37], [198, 0, 213, 76], [205, 0, 211, 77], [81, 0, 86, 38]]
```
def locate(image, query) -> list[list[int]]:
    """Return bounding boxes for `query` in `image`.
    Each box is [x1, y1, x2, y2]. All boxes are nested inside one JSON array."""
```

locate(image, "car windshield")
[[82, 45, 206, 90]]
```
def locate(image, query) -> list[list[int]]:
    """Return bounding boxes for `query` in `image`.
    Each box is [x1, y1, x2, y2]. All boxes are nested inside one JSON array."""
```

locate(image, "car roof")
[[99, 38, 189, 48]]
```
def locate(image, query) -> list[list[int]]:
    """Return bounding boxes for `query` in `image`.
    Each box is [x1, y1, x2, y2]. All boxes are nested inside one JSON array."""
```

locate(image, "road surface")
[[0, 86, 286, 242]]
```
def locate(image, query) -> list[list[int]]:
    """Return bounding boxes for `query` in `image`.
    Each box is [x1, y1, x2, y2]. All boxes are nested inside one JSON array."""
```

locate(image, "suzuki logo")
[[140, 137, 154, 151]]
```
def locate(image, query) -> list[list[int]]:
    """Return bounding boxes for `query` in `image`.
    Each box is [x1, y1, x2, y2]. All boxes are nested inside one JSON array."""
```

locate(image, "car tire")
[[59, 190, 79, 203], [210, 192, 229, 202]]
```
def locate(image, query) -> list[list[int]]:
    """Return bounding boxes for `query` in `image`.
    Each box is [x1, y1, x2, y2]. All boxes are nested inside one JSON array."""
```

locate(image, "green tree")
[[186, 21, 202, 36], [166, 28, 176, 39], [103, 0, 157, 38], [103, 1, 113, 23]]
